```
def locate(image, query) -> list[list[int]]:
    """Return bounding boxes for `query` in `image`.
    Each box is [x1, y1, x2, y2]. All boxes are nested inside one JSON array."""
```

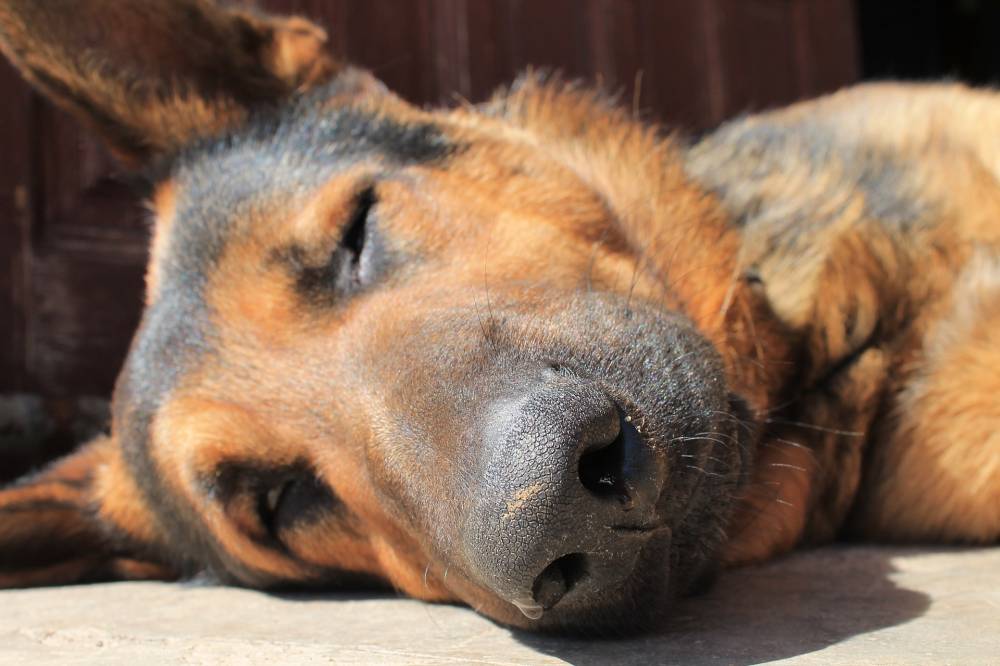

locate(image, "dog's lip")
[[608, 522, 670, 538], [609, 521, 668, 533]]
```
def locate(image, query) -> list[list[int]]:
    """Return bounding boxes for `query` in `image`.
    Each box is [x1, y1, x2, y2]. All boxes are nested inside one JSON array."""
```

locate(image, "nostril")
[[542, 360, 569, 377], [578, 414, 636, 508], [532, 553, 589, 610]]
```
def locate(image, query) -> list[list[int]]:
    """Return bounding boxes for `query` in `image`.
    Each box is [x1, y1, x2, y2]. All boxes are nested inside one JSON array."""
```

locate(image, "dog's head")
[[0, 1, 787, 632]]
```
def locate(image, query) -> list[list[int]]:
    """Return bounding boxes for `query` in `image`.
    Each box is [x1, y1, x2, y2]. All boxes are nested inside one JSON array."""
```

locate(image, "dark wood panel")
[[269, 0, 860, 123], [429, 0, 471, 100], [0, 59, 32, 391], [637, 0, 723, 128], [583, 0, 638, 94], [464, 0, 514, 101], [27, 249, 146, 396], [794, 0, 860, 97], [25, 76, 149, 399], [37, 103, 147, 241], [0, 395, 110, 483], [716, 0, 801, 116], [279, 0, 440, 105], [713, 0, 860, 117], [506, 0, 592, 80]]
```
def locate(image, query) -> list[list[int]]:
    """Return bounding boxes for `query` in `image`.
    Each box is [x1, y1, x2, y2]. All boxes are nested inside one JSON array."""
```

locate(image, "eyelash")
[[289, 184, 382, 301], [254, 471, 343, 543], [343, 187, 376, 259], [258, 478, 293, 540], [336, 185, 377, 291]]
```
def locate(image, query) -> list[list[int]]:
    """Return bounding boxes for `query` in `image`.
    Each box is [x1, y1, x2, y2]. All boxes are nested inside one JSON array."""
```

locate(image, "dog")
[[1, 0, 998, 634]]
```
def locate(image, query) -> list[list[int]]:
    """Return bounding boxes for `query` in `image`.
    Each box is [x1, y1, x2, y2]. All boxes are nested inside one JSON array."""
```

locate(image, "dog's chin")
[[449, 414, 736, 635], [474, 527, 685, 635], [520, 395, 745, 635], [475, 383, 741, 633]]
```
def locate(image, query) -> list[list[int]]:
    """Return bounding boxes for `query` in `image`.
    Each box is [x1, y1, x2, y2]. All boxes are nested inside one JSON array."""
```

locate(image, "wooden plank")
[[270, 0, 437, 105], [265, 0, 859, 126], [506, 0, 592, 80], [583, 0, 642, 105], [430, 0, 472, 102], [463, 0, 513, 102], [28, 249, 145, 396], [34, 101, 149, 262], [715, 0, 800, 117], [25, 79, 148, 397], [0, 61, 32, 391], [637, 0, 723, 129], [793, 0, 860, 96]]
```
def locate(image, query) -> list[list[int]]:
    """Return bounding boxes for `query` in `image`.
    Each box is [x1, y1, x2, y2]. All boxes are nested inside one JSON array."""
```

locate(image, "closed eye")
[[257, 472, 342, 542], [259, 479, 294, 541], [338, 184, 376, 288], [204, 463, 342, 546], [289, 183, 383, 301], [343, 186, 375, 256]]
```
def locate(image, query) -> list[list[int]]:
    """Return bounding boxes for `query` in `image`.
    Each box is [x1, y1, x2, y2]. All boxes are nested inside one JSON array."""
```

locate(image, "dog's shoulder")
[[686, 81, 1000, 250], [685, 82, 1000, 357]]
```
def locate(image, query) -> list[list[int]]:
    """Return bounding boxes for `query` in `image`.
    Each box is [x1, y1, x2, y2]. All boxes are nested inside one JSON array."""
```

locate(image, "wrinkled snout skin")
[[357, 295, 743, 629]]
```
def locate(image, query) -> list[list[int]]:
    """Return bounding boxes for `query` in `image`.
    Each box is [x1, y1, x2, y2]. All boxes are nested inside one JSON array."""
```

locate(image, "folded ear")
[[0, 0, 361, 165], [0, 436, 175, 587]]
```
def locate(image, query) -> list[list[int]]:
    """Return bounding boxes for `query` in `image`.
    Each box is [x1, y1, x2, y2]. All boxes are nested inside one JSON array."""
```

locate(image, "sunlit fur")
[[1, 0, 999, 635]]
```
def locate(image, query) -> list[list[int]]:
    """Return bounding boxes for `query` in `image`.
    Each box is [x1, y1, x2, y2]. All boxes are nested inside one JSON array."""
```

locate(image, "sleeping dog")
[[1, 0, 997, 633]]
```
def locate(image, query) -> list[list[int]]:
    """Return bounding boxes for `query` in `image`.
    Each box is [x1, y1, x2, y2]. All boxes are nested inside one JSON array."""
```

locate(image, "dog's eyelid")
[[340, 184, 378, 258], [204, 462, 342, 543], [288, 183, 389, 302], [256, 469, 344, 540], [257, 476, 294, 541], [265, 485, 284, 515], [333, 184, 380, 293]]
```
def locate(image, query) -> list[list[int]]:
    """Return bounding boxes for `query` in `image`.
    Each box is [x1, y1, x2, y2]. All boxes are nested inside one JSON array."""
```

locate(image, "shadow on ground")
[[9, 546, 995, 664], [513, 546, 931, 665]]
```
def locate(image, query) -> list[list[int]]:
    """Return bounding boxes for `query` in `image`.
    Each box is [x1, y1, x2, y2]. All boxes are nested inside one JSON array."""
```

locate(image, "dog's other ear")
[[0, 436, 175, 587], [0, 0, 369, 166]]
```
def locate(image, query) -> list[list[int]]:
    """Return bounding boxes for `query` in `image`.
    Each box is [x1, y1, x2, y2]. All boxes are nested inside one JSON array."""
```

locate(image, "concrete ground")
[[1, 546, 997, 665]]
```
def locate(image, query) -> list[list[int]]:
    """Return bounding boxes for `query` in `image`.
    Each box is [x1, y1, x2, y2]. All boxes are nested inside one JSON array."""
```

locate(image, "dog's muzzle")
[[462, 373, 669, 619]]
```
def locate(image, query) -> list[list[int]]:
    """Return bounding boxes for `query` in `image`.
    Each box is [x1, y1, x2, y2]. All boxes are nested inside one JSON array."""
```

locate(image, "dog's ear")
[[0, 0, 373, 165], [0, 436, 175, 587]]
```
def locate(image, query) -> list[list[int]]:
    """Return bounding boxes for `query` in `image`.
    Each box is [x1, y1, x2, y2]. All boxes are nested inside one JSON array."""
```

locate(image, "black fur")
[[116, 89, 456, 584]]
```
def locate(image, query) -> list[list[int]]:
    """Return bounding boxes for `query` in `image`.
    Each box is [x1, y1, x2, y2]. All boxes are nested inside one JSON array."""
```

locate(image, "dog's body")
[[691, 83, 1000, 555], [0, 0, 998, 633]]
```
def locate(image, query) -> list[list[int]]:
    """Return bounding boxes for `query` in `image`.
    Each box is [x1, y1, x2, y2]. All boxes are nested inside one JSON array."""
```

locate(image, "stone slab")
[[1, 546, 997, 665]]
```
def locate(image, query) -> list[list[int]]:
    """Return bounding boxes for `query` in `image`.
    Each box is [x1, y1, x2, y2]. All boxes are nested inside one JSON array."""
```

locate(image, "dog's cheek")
[[366, 533, 456, 602], [92, 440, 172, 553]]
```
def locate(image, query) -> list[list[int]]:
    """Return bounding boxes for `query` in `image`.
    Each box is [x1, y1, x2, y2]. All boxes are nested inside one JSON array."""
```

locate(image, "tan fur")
[[854, 252, 1000, 541], [675, 82, 1000, 563], [0, 0, 999, 630], [0, 0, 340, 164], [144, 181, 177, 305]]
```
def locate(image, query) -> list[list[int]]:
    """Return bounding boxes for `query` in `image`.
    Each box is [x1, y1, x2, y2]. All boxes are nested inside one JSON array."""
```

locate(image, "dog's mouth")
[[362, 293, 748, 632], [452, 371, 744, 631], [523, 414, 742, 632]]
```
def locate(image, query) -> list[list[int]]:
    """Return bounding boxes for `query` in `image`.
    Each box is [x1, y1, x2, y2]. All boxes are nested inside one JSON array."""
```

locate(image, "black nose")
[[462, 373, 666, 619]]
